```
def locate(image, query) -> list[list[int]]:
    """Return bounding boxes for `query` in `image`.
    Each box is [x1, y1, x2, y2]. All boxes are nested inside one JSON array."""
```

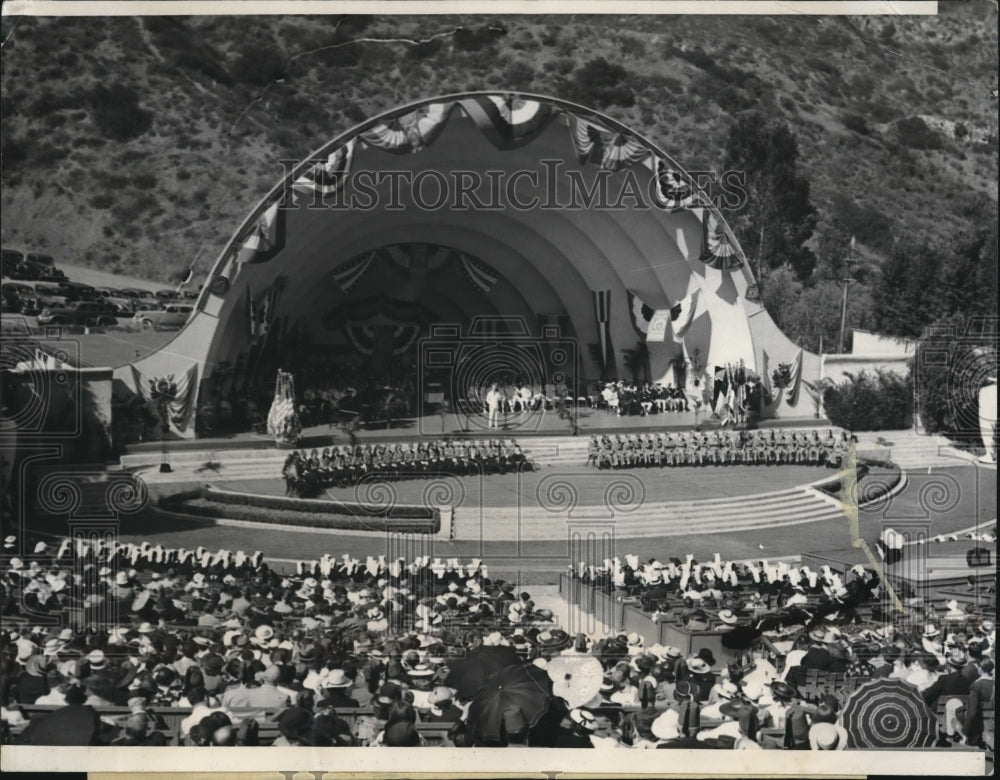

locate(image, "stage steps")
[[450, 485, 847, 540]]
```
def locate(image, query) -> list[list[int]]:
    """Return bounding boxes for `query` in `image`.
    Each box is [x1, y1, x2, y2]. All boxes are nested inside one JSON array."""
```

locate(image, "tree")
[[723, 112, 818, 284], [872, 238, 948, 339]]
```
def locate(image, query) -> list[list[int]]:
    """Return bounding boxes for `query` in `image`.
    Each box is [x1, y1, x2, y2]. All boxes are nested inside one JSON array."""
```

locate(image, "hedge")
[[158, 487, 440, 534], [822, 369, 912, 431]]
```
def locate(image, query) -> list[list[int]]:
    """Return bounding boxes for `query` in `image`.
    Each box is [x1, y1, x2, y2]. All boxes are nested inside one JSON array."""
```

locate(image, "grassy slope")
[[1, 10, 996, 289]]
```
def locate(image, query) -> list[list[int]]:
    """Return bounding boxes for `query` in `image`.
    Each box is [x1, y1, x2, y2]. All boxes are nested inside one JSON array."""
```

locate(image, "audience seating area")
[[0, 534, 993, 753]]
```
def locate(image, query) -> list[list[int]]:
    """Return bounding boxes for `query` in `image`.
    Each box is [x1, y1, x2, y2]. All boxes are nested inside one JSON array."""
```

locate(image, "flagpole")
[[838, 237, 857, 354]]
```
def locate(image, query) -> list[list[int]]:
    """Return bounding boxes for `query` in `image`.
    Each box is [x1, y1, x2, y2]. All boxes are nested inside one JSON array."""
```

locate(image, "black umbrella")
[[466, 662, 553, 743], [444, 645, 520, 699]]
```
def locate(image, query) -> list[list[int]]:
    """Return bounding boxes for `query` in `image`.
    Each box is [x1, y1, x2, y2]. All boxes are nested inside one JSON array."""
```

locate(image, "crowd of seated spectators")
[[587, 429, 851, 469], [281, 439, 534, 496], [0, 533, 993, 751]]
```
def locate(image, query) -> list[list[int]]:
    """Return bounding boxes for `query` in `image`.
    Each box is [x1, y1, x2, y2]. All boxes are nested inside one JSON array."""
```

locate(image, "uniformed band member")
[[587, 430, 841, 470], [283, 439, 535, 494]]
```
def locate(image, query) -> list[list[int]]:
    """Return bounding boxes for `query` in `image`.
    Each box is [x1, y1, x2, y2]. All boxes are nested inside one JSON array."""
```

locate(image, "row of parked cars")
[[1, 249, 195, 330]]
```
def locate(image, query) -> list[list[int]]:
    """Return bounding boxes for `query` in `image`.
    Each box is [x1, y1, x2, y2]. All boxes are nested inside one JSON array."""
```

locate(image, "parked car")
[[1, 249, 25, 278], [134, 304, 193, 330], [1, 282, 39, 314], [155, 289, 182, 301], [31, 282, 70, 308], [182, 290, 200, 300], [119, 288, 159, 307], [25, 252, 55, 269], [94, 287, 136, 314], [56, 281, 98, 302], [37, 300, 118, 327]]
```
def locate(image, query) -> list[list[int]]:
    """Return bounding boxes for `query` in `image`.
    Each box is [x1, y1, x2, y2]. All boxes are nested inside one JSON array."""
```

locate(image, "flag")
[[240, 201, 286, 265], [787, 349, 803, 405], [258, 283, 282, 339], [331, 252, 376, 293], [130, 362, 199, 435], [592, 289, 613, 373], [669, 289, 699, 341], [460, 253, 500, 296], [246, 284, 259, 340]]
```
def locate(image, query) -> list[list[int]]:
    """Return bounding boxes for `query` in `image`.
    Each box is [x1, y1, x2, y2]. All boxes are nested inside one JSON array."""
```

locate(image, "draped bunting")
[[628, 290, 655, 337], [568, 115, 649, 172], [460, 253, 500, 297], [699, 210, 744, 270], [460, 95, 557, 150], [344, 323, 421, 356], [292, 138, 355, 196], [330, 252, 376, 294], [130, 362, 199, 435], [669, 288, 699, 342], [648, 158, 698, 210], [361, 101, 455, 154], [322, 295, 433, 332]]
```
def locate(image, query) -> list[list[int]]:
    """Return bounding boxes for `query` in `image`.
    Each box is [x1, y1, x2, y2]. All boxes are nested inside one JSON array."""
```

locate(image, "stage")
[[127, 406, 832, 454]]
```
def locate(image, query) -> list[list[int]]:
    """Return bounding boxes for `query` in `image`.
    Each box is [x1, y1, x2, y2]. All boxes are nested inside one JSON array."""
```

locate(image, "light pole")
[[838, 236, 858, 354]]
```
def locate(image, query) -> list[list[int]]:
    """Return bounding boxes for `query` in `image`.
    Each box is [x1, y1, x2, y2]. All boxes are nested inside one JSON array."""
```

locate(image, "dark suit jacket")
[[922, 670, 972, 706]]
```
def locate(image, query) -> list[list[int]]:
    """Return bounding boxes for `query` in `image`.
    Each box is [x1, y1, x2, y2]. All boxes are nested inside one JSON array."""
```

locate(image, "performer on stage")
[[485, 383, 502, 429]]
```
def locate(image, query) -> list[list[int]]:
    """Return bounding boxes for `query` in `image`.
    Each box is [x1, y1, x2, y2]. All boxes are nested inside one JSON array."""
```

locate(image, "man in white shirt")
[[485, 383, 501, 429]]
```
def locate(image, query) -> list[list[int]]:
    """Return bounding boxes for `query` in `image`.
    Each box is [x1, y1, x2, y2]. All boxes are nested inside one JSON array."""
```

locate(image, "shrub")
[[504, 61, 535, 87], [86, 84, 153, 141], [407, 38, 443, 60], [896, 116, 942, 150], [841, 113, 870, 135], [233, 42, 286, 86], [454, 24, 505, 52], [821, 369, 912, 431], [572, 57, 635, 108]]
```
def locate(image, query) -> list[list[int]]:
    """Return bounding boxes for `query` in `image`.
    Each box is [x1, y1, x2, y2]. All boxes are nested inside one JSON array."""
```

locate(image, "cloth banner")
[[360, 101, 455, 154], [130, 362, 199, 435], [699, 210, 744, 270], [669, 289, 700, 342], [461, 95, 557, 150], [592, 289, 613, 374], [568, 115, 649, 172], [292, 138, 355, 196], [648, 158, 698, 210], [239, 201, 286, 266]]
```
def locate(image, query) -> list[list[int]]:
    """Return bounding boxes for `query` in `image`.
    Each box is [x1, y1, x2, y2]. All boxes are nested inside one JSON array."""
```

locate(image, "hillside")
[[1, 8, 997, 340]]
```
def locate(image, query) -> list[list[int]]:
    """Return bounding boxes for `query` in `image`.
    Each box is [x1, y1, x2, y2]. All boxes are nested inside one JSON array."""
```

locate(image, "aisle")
[[528, 584, 615, 639]]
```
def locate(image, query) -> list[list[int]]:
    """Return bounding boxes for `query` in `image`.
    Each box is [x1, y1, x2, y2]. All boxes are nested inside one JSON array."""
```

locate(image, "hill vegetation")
[[1, 8, 997, 349]]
